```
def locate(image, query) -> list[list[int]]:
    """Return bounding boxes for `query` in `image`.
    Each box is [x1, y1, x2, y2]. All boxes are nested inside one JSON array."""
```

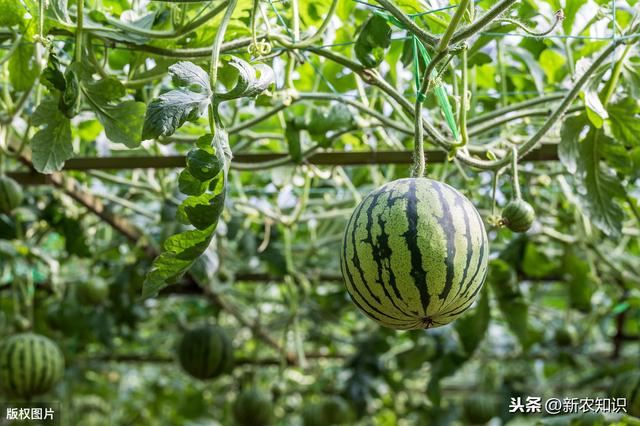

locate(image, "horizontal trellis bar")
[[8, 145, 559, 185]]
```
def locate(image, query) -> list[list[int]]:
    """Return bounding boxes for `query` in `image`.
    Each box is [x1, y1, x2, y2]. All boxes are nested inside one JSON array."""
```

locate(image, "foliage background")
[[0, 0, 639, 424]]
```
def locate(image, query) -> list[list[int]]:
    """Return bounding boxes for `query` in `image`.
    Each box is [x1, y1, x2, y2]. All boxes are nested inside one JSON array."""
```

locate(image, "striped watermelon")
[[341, 178, 489, 330], [462, 395, 500, 424], [0, 333, 65, 398], [233, 389, 274, 426], [500, 198, 535, 232], [0, 175, 23, 214], [178, 325, 233, 380]]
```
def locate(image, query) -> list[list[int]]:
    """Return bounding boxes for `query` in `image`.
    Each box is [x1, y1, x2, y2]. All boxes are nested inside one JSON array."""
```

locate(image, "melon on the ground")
[[233, 389, 273, 426], [341, 178, 489, 330], [177, 325, 233, 380], [0, 333, 65, 398]]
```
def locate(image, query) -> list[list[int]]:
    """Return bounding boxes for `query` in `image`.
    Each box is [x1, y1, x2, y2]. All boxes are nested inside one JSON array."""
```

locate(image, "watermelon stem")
[[510, 146, 522, 200]]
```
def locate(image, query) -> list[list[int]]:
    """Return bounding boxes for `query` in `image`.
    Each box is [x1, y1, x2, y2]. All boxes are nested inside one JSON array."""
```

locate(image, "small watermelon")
[[500, 199, 535, 232], [177, 325, 233, 380], [233, 389, 274, 426], [77, 279, 109, 305], [341, 178, 489, 330], [0, 175, 23, 214], [0, 333, 65, 398], [611, 371, 640, 417], [462, 395, 500, 425]]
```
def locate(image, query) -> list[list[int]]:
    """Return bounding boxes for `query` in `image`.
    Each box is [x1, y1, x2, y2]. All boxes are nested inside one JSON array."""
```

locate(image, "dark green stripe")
[[461, 205, 487, 297], [342, 240, 411, 326], [342, 198, 408, 323], [402, 179, 430, 316], [431, 182, 457, 302], [18, 339, 26, 396], [441, 267, 488, 317], [349, 195, 382, 305], [201, 331, 211, 377], [364, 190, 416, 317], [29, 337, 36, 394], [39, 339, 50, 393], [452, 192, 474, 301]]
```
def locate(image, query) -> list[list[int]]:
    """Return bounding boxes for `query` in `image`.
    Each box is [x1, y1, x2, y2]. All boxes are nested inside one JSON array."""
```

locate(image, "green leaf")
[[563, 248, 595, 313], [142, 226, 216, 298], [354, 15, 392, 68], [621, 55, 640, 98], [178, 169, 208, 196], [84, 75, 127, 101], [30, 98, 73, 173], [521, 242, 559, 279], [489, 259, 530, 349], [170, 61, 211, 94], [577, 58, 608, 129], [8, 44, 38, 92], [186, 148, 222, 181], [177, 191, 225, 230], [0, 0, 26, 27], [81, 75, 146, 147], [307, 104, 353, 135], [559, 114, 589, 174], [580, 130, 625, 238], [94, 101, 146, 147], [454, 287, 490, 356], [285, 125, 302, 164], [143, 88, 210, 140], [215, 57, 275, 101], [607, 97, 640, 147], [538, 49, 566, 85]]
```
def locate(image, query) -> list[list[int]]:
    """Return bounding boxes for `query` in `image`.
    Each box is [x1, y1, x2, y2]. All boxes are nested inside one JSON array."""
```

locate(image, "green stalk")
[[374, 0, 438, 47], [436, 0, 470, 53], [104, 1, 229, 39], [603, 42, 633, 105], [75, 0, 84, 60], [510, 146, 521, 199], [451, 0, 518, 43], [412, 100, 425, 177], [209, 0, 238, 96], [457, 48, 469, 148]]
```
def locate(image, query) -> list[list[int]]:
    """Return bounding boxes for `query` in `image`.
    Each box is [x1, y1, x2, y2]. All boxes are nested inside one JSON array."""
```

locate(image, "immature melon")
[[177, 325, 233, 380], [341, 178, 489, 330], [500, 199, 535, 232], [77, 279, 109, 305], [301, 397, 353, 426], [0, 333, 65, 398], [611, 371, 640, 417], [462, 395, 500, 424], [233, 389, 273, 426], [0, 175, 23, 214]]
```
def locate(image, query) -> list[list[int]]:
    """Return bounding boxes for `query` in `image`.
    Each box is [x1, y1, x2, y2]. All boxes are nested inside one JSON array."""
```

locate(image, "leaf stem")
[[75, 0, 84, 60], [451, 0, 517, 44], [374, 0, 438, 47], [104, 2, 229, 40], [510, 146, 521, 199], [457, 47, 469, 148], [603, 42, 633, 105], [412, 100, 425, 177]]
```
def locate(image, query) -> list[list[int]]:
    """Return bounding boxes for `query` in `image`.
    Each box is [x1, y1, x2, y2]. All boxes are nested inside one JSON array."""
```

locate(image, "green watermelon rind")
[[341, 178, 489, 330]]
